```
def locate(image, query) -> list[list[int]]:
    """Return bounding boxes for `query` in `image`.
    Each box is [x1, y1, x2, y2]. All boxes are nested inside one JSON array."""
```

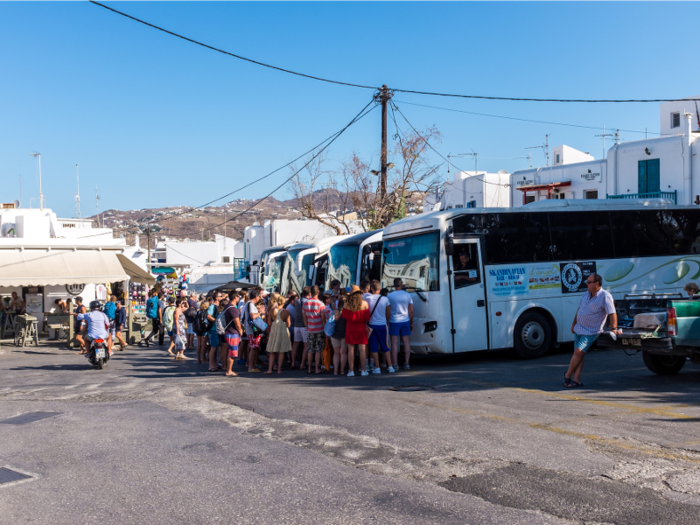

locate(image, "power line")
[[76, 98, 377, 241], [390, 102, 508, 188], [206, 99, 377, 231], [88, 1, 375, 91], [395, 100, 662, 135], [90, 1, 698, 104]]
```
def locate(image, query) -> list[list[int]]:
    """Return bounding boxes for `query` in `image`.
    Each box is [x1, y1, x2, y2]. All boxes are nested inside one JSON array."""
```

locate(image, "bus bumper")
[[408, 317, 448, 354]]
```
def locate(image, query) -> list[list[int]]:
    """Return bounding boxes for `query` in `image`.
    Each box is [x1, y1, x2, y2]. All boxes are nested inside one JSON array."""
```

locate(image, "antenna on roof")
[[525, 135, 551, 167]]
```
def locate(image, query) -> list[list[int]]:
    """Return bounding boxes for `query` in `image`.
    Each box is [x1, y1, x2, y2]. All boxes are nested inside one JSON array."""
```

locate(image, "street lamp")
[[29, 153, 43, 210]]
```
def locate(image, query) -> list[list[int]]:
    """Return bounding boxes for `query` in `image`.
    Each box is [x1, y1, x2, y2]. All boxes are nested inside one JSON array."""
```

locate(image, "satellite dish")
[[13, 200, 20, 208]]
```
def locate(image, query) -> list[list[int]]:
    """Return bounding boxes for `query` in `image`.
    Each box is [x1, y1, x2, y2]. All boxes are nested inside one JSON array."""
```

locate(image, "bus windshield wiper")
[[403, 286, 427, 302]]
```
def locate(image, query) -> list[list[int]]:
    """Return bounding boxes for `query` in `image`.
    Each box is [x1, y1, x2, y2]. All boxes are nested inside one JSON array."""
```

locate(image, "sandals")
[[563, 377, 584, 388]]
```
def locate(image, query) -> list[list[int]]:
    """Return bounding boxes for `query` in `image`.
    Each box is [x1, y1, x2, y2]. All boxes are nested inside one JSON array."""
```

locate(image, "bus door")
[[449, 239, 488, 352]]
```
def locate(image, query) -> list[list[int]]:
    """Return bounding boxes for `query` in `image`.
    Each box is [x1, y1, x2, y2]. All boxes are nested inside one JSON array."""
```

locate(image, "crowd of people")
[[137, 277, 416, 377]]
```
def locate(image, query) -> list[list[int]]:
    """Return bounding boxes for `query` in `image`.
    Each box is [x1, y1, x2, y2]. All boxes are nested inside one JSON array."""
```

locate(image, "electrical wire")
[[89, 1, 375, 91], [90, 1, 698, 104], [205, 99, 377, 232], [390, 102, 508, 188], [74, 98, 377, 241], [395, 99, 662, 135]]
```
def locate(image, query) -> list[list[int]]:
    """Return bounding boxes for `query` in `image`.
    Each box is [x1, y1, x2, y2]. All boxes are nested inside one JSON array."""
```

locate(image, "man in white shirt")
[[387, 278, 413, 370], [366, 280, 394, 374]]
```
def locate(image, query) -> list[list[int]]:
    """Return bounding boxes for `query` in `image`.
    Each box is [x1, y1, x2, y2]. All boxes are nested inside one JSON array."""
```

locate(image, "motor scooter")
[[87, 338, 110, 369]]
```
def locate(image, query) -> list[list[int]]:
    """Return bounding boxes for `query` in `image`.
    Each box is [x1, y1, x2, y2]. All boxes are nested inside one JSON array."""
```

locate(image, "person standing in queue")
[[565, 273, 620, 388], [387, 278, 413, 371], [207, 293, 222, 372], [342, 285, 370, 376], [245, 290, 264, 373], [302, 285, 327, 375]]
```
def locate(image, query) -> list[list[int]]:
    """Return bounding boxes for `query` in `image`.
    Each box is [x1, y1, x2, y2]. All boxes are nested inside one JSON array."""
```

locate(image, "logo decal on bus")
[[561, 262, 596, 294]]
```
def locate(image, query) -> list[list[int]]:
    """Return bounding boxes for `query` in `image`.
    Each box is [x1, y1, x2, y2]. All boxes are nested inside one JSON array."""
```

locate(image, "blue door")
[[638, 159, 660, 194]]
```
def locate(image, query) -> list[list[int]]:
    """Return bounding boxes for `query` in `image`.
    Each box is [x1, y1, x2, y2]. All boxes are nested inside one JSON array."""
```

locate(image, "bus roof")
[[332, 229, 383, 247], [286, 236, 343, 253], [385, 198, 690, 238]]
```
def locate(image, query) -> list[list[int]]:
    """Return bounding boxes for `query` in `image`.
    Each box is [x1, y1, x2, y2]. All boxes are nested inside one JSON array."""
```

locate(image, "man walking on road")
[[144, 291, 164, 347], [565, 273, 621, 388]]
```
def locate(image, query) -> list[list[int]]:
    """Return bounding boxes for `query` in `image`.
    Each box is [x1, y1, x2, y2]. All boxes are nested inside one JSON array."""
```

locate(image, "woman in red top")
[[341, 285, 370, 377]]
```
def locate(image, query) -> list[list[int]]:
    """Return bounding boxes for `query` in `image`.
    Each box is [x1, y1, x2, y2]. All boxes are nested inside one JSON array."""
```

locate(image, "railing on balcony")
[[606, 190, 677, 205]]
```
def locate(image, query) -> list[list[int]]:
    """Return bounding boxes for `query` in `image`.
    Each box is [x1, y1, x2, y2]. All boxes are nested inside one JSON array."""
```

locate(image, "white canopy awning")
[[116, 254, 156, 285], [0, 249, 129, 287]]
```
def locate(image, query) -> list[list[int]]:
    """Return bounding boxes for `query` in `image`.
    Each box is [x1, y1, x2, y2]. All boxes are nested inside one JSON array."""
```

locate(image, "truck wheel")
[[642, 352, 686, 375], [513, 312, 552, 359]]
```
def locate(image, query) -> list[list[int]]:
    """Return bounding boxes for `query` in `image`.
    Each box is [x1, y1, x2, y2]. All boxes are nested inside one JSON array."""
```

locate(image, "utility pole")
[[374, 85, 394, 200], [146, 226, 151, 265], [75, 164, 81, 219], [526, 135, 551, 167], [95, 186, 100, 227], [595, 126, 614, 159], [615, 129, 620, 145], [29, 153, 43, 210]]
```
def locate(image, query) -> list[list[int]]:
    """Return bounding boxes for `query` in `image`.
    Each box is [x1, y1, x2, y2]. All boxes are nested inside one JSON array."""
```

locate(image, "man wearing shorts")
[[302, 285, 326, 374], [224, 291, 243, 377], [387, 278, 413, 370], [245, 289, 264, 373], [293, 287, 310, 369], [206, 293, 221, 372], [565, 273, 620, 388], [114, 300, 127, 350], [366, 280, 394, 374]]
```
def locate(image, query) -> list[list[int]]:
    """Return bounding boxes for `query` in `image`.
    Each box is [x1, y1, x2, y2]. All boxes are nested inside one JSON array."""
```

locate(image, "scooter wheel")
[[97, 358, 104, 370]]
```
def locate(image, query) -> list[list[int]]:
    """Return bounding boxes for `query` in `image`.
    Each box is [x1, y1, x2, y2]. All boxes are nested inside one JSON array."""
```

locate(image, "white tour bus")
[[281, 237, 343, 295], [325, 229, 384, 289], [260, 244, 291, 293], [381, 199, 700, 358]]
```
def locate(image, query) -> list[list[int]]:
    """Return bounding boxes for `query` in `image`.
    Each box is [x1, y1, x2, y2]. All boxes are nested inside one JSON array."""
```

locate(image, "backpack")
[[193, 310, 207, 335], [246, 302, 267, 336], [146, 297, 158, 319], [215, 310, 227, 335], [163, 306, 175, 331]]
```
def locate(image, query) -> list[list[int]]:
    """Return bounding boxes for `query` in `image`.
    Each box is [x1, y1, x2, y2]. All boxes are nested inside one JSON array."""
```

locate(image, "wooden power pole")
[[375, 85, 393, 201]]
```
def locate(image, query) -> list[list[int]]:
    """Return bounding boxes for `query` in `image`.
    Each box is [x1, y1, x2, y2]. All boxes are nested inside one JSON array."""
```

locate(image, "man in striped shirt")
[[564, 273, 620, 388], [302, 285, 327, 374]]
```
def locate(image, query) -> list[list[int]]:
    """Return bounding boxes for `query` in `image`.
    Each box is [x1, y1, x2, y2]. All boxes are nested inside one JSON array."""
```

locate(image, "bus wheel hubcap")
[[521, 322, 544, 350]]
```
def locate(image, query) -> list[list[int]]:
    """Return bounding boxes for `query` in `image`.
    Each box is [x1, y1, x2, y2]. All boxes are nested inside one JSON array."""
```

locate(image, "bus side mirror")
[[445, 236, 454, 257]]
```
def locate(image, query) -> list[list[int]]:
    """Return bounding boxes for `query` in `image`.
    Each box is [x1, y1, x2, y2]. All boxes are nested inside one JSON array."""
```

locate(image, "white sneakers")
[[372, 367, 382, 375], [347, 371, 355, 377], [361, 370, 369, 376], [387, 366, 396, 373]]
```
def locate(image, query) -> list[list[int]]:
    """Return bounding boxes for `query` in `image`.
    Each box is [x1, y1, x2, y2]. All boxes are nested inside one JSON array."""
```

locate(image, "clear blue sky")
[[1, 1, 697, 219]]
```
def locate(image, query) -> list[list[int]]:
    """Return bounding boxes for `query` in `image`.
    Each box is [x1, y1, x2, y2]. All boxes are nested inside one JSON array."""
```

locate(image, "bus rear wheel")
[[514, 312, 552, 359]]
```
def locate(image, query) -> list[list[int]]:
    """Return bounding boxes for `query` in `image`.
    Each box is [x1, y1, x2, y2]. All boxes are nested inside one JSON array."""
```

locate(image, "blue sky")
[[1, 2, 697, 219]]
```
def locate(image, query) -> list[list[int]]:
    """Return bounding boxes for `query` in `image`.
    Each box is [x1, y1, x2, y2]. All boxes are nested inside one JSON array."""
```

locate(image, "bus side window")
[[452, 246, 479, 289]]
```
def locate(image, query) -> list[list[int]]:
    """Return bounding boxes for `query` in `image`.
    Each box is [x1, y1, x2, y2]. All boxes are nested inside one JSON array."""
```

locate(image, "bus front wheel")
[[514, 312, 552, 359]]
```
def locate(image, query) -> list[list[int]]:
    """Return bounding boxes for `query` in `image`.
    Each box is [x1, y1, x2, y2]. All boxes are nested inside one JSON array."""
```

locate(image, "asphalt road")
[[1, 339, 699, 524]]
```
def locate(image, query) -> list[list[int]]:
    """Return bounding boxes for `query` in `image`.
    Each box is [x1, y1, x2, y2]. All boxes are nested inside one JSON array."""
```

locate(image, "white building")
[[150, 234, 245, 292], [511, 96, 700, 207], [0, 205, 152, 329], [423, 171, 511, 212]]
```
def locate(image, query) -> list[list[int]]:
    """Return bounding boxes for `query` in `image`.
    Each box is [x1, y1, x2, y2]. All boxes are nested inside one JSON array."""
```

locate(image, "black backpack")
[[193, 310, 207, 335]]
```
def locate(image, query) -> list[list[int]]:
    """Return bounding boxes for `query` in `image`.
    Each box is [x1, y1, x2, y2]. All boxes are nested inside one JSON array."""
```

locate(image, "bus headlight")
[[424, 321, 437, 333]]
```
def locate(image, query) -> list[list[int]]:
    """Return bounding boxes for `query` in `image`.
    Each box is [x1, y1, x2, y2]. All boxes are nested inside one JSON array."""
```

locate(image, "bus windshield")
[[286, 249, 315, 294], [381, 232, 440, 292], [262, 253, 285, 291], [328, 243, 359, 288]]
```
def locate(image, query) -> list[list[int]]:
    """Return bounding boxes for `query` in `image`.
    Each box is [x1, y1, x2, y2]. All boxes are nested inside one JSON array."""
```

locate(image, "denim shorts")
[[208, 331, 220, 348], [574, 333, 599, 353], [389, 321, 411, 337]]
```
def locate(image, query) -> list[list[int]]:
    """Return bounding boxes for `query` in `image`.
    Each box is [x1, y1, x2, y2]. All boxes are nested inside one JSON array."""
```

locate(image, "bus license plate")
[[96, 347, 105, 359], [621, 338, 641, 346]]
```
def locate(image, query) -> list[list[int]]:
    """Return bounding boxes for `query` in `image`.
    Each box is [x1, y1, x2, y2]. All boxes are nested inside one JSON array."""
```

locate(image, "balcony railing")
[[606, 190, 677, 205]]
